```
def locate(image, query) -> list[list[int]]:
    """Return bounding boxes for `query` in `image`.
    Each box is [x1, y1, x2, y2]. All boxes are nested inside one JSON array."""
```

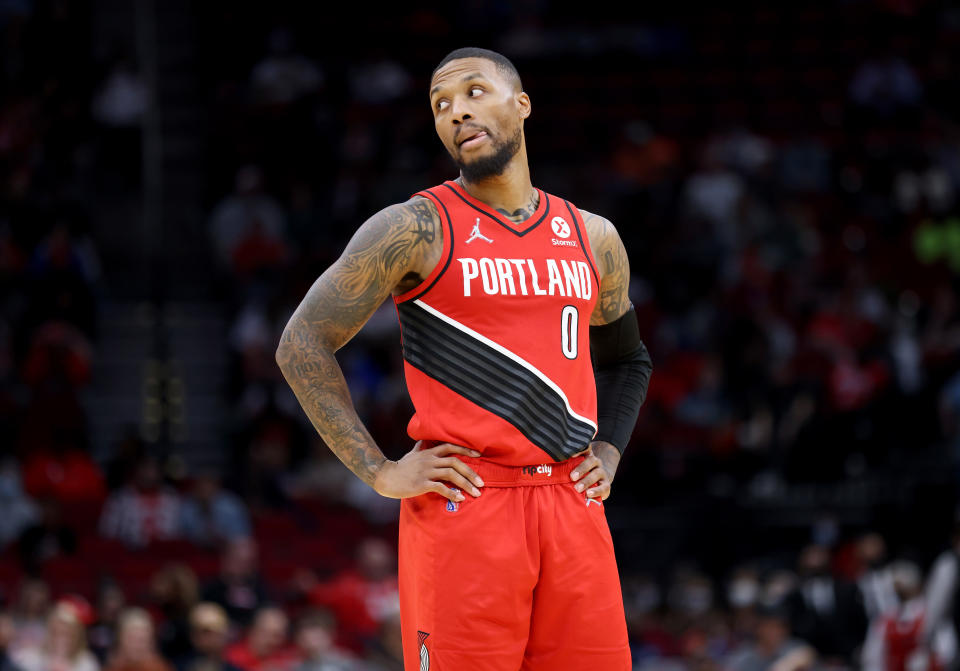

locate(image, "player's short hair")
[[432, 47, 523, 92]]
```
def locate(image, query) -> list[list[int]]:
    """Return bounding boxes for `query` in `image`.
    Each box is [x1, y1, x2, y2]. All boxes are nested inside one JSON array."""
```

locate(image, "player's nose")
[[450, 98, 473, 125]]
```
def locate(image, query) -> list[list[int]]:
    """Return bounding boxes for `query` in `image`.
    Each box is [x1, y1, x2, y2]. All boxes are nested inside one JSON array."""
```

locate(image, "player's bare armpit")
[[276, 197, 441, 487], [580, 209, 631, 325]]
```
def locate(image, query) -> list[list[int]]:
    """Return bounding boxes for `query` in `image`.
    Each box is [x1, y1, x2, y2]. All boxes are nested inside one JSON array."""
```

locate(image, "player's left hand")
[[570, 441, 621, 500]]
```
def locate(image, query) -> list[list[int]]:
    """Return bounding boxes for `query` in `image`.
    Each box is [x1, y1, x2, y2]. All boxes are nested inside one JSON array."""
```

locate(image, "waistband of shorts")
[[459, 455, 586, 487]]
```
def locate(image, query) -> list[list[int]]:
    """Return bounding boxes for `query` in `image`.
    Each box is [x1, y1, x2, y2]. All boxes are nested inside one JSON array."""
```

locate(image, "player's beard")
[[454, 126, 522, 181]]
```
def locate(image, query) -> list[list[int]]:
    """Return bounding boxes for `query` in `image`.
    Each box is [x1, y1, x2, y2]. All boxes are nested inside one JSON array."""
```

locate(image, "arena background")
[[2, 1, 960, 670]]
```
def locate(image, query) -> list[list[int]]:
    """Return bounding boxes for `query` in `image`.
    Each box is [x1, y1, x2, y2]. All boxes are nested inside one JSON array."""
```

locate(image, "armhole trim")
[[394, 190, 455, 304], [564, 200, 601, 288]]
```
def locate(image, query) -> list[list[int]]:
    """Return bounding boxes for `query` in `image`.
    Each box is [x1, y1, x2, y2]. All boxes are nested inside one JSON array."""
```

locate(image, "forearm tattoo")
[[276, 198, 440, 486]]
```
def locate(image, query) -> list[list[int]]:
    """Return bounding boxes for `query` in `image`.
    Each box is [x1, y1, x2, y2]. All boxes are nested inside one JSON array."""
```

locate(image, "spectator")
[[175, 603, 243, 671], [725, 567, 761, 649], [19, 428, 105, 505], [103, 608, 172, 671], [302, 538, 399, 655], [12, 600, 99, 671], [7, 580, 50, 656], [21, 321, 93, 389], [179, 472, 251, 548], [248, 28, 324, 107], [201, 537, 268, 628], [148, 564, 199, 662], [291, 609, 359, 671], [17, 497, 77, 574], [87, 579, 126, 664], [856, 532, 898, 620], [862, 560, 956, 671], [726, 603, 816, 671], [0, 458, 37, 550], [91, 58, 148, 128], [361, 613, 403, 671], [0, 609, 25, 671], [207, 165, 288, 274], [849, 52, 923, 119], [228, 407, 301, 511], [103, 432, 146, 493], [787, 544, 868, 665], [98, 455, 181, 548], [925, 523, 960, 656], [224, 607, 298, 671]]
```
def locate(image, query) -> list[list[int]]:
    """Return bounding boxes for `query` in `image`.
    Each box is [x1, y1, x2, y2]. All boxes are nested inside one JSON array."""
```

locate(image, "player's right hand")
[[373, 441, 485, 503]]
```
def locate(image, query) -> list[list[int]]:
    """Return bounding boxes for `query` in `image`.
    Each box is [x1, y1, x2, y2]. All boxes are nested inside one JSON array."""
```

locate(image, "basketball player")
[[276, 47, 652, 670]]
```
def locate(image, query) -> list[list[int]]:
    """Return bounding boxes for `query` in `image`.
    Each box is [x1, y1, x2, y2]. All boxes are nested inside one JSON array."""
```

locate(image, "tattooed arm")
[[581, 209, 632, 325], [276, 197, 485, 503]]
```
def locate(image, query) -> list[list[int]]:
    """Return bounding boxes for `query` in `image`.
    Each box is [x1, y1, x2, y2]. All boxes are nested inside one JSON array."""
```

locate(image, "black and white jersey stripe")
[[397, 299, 597, 462]]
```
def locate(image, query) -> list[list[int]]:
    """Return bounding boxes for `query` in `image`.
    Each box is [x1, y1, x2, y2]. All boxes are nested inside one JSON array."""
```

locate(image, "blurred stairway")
[[85, 0, 229, 473], [84, 300, 229, 473]]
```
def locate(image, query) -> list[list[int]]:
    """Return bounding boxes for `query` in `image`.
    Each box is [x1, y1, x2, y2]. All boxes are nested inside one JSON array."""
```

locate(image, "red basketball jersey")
[[393, 180, 600, 466]]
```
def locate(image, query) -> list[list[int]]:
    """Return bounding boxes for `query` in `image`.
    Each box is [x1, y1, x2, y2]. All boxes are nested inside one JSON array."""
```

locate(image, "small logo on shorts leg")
[[586, 497, 603, 507], [446, 489, 460, 512], [418, 630, 430, 670]]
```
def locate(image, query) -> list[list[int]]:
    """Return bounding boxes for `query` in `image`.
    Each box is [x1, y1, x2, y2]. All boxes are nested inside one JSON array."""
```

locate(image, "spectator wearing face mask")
[[786, 544, 868, 666], [726, 567, 762, 648]]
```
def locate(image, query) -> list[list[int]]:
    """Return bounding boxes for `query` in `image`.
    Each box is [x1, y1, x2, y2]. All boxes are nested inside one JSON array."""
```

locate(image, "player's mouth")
[[459, 130, 488, 149]]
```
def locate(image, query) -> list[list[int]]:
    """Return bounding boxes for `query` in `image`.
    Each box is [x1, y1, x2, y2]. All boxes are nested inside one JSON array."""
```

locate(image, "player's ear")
[[517, 91, 531, 120]]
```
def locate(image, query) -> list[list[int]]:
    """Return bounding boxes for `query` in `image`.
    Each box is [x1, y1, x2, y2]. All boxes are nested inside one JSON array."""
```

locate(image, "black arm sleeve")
[[590, 309, 653, 453]]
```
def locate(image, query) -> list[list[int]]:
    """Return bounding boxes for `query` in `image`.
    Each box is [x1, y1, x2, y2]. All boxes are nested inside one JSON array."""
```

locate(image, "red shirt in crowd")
[[22, 449, 106, 503], [223, 639, 300, 671], [307, 569, 399, 653]]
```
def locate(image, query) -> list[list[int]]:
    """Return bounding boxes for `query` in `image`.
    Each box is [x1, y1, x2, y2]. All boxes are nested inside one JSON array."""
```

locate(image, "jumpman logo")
[[465, 218, 493, 244]]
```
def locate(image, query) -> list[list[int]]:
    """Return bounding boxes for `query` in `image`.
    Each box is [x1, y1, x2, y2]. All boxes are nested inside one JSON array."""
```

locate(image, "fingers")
[[429, 481, 465, 503], [435, 456, 484, 490], [586, 478, 612, 501], [432, 467, 482, 497], [572, 455, 612, 499], [570, 454, 600, 483], [429, 442, 482, 458], [424, 444, 484, 496]]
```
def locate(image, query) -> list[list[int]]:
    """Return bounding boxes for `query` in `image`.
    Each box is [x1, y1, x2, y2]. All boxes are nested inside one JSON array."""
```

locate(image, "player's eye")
[[436, 100, 449, 111], [470, 86, 484, 97]]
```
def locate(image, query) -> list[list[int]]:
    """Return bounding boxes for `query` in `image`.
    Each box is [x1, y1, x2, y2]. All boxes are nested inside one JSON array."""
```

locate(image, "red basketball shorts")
[[398, 454, 632, 671]]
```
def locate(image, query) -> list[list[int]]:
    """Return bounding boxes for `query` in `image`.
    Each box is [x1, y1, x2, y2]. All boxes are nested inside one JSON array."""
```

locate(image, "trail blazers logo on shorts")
[[418, 630, 430, 670]]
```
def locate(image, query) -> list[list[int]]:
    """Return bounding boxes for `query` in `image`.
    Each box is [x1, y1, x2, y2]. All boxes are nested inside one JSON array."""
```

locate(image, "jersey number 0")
[[561, 305, 578, 359]]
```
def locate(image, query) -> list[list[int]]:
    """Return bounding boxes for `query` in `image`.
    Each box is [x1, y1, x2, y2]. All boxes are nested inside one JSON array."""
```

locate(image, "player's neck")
[[457, 152, 537, 224]]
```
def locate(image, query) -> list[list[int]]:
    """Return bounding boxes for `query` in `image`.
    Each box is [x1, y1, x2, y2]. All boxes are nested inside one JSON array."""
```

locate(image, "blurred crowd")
[[7, 523, 960, 670], [0, 534, 405, 671], [6, 0, 960, 670]]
